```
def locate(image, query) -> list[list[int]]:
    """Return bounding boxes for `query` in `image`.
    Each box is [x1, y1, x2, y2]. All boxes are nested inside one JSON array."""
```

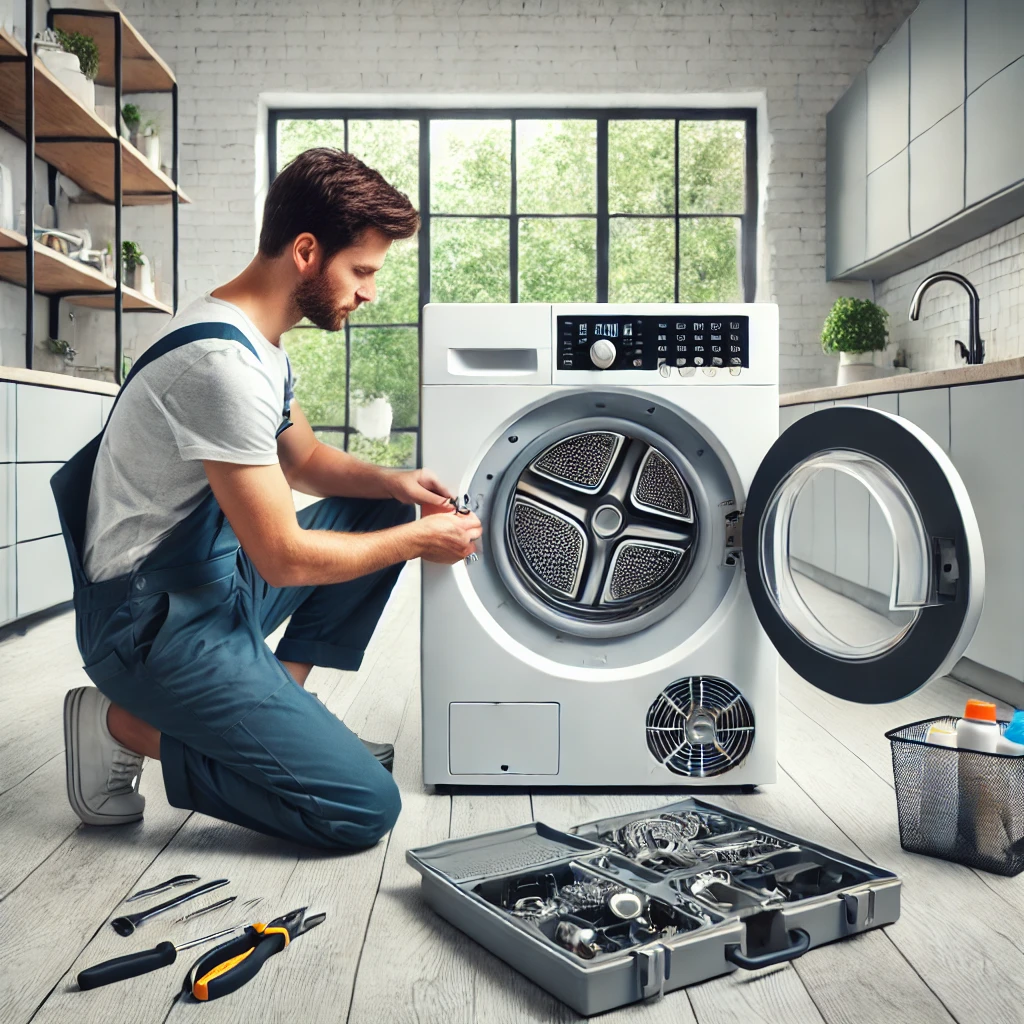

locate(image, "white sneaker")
[[64, 686, 146, 826]]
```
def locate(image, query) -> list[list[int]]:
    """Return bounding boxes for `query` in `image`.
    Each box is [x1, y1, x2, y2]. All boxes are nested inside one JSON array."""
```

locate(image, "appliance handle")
[[724, 928, 810, 970]]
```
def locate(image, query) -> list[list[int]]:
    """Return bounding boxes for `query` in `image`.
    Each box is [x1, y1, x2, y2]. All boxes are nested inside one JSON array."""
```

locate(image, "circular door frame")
[[743, 406, 984, 704]]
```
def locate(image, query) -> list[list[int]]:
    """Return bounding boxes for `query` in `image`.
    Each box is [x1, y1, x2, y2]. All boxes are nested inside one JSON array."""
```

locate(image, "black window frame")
[[268, 106, 758, 457]]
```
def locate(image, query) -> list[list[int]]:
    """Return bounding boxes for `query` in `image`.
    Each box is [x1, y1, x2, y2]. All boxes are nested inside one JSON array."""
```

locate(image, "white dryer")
[[420, 302, 984, 788]]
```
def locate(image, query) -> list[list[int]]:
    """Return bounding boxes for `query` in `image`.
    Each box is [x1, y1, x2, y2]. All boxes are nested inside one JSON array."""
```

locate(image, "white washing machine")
[[420, 302, 985, 788]]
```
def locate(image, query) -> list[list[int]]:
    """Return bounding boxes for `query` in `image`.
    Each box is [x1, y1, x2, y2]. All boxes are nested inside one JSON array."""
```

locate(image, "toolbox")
[[407, 798, 901, 1016]]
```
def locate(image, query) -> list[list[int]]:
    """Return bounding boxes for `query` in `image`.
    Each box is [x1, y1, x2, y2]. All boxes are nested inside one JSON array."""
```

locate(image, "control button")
[[633, 358, 642, 367], [658, 363, 672, 378], [712, 357, 723, 367], [710, 322, 721, 330], [589, 337, 617, 369], [703, 367, 717, 377], [675, 322, 686, 329], [675, 357, 687, 366], [729, 367, 742, 376], [561, 359, 574, 368], [730, 357, 742, 366], [678, 366, 696, 377], [693, 356, 704, 366], [729, 321, 740, 329]]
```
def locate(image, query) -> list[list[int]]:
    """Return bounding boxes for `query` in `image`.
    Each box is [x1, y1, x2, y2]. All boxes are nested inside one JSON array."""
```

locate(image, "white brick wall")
[[873, 218, 1024, 372], [7, 0, 921, 390]]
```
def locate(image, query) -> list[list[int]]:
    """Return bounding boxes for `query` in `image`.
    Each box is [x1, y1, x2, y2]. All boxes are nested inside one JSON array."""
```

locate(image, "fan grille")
[[646, 677, 754, 778]]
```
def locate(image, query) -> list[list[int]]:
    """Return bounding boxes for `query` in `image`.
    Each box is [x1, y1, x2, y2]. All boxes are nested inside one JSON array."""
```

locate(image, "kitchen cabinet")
[[867, 21, 909, 172], [16, 385, 102, 462], [967, 0, 1024, 94], [910, 109, 965, 236], [898, 388, 950, 452], [825, 72, 867, 278], [15, 463, 62, 542], [866, 393, 899, 597], [0, 546, 14, 627], [949, 379, 1024, 681], [966, 57, 1024, 206], [0, 382, 13, 462], [0, 463, 13, 549], [16, 534, 72, 618], [910, 0, 964, 139], [833, 397, 870, 590], [867, 151, 909, 258]]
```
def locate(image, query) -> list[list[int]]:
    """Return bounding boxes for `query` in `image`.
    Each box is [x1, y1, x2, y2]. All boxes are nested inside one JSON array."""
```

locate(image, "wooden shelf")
[[0, 227, 171, 313], [0, 54, 188, 205], [0, 27, 26, 59], [52, 9, 175, 93]]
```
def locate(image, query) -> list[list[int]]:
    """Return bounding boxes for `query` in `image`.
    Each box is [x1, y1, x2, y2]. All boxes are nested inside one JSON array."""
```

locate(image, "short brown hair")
[[259, 148, 419, 260]]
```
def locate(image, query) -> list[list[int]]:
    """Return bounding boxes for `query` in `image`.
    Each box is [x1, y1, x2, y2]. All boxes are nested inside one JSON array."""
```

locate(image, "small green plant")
[[122, 103, 141, 133], [821, 297, 889, 355], [141, 115, 160, 137], [122, 240, 145, 271], [55, 28, 99, 81], [47, 337, 76, 363]]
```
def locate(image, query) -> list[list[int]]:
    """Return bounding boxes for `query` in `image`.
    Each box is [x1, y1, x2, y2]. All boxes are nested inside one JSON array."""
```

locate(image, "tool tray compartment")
[[407, 798, 901, 1016]]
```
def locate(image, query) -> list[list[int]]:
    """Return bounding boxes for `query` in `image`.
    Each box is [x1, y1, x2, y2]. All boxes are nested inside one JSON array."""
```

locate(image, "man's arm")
[[277, 401, 448, 505], [203, 459, 480, 588]]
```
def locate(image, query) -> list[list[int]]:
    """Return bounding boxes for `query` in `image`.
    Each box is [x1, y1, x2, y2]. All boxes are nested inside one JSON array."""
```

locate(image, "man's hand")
[[413, 510, 482, 563], [386, 468, 452, 508]]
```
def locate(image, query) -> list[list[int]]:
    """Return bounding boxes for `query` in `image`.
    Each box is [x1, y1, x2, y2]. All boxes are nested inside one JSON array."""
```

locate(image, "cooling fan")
[[646, 677, 755, 777]]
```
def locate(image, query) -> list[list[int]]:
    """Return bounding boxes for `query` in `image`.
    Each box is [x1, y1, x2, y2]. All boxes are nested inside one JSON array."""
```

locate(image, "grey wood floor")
[[2, 563, 1021, 1024]]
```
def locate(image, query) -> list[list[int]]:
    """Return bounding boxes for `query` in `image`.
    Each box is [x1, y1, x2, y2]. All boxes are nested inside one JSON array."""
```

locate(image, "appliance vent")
[[646, 677, 754, 778], [531, 431, 623, 492]]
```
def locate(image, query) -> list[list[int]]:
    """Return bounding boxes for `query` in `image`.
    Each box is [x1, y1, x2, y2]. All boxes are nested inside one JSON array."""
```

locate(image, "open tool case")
[[407, 799, 901, 1016]]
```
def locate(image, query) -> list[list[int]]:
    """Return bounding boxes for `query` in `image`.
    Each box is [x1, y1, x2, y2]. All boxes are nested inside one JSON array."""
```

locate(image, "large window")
[[269, 109, 757, 467]]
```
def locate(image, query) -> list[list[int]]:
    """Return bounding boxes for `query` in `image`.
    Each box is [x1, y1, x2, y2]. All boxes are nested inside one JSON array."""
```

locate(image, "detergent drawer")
[[407, 798, 901, 1017]]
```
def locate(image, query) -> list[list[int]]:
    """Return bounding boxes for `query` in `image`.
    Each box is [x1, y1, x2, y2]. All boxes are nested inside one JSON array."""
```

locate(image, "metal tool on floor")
[[125, 874, 201, 902], [177, 896, 262, 925], [78, 923, 246, 990], [183, 906, 326, 1002], [110, 879, 230, 936]]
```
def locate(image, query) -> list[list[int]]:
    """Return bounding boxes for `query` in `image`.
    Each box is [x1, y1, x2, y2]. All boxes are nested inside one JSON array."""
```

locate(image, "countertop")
[[0, 365, 119, 396], [780, 356, 1024, 405]]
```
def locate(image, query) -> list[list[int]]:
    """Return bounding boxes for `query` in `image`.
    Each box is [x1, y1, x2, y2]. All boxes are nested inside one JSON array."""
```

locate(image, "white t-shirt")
[[82, 294, 292, 582]]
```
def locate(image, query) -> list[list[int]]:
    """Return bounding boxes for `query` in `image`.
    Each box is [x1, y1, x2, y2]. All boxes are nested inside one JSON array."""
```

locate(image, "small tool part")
[[77, 924, 244, 990], [111, 880, 230, 937], [511, 897, 557, 920], [607, 891, 644, 921], [125, 874, 201, 903], [554, 920, 600, 960], [176, 895, 238, 924], [664, 812, 703, 842], [183, 906, 326, 1002], [556, 879, 624, 912]]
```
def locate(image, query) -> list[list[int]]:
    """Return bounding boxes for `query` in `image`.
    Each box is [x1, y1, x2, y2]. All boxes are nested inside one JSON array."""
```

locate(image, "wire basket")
[[886, 716, 1024, 876]]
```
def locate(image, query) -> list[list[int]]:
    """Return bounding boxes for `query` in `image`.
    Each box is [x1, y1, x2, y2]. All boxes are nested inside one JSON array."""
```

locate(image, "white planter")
[[353, 397, 393, 441], [124, 261, 153, 297], [142, 133, 160, 171], [837, 351, 879, 386], [38, 49, 95, 110]]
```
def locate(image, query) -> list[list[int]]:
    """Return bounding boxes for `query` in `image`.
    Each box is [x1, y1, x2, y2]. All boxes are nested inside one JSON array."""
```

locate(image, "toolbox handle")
[[724, 928, 810, 971]]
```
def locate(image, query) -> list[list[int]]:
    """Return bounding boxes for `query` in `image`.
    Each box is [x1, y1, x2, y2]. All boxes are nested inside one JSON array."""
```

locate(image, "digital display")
[[556, 315, 750, 371]]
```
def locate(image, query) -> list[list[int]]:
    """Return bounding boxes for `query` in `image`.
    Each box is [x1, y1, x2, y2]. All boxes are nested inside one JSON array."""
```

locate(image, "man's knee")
[[316, 769, 402, 851]]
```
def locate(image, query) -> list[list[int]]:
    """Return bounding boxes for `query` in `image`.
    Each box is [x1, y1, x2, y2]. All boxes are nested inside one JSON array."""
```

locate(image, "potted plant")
[[139, 115, 160, 171], [122, 102, 141, 142], [821, 297, 889, 386], [121, 240, 152, 296], [36, 28, 99, 110], [46, 337, 76, 365]]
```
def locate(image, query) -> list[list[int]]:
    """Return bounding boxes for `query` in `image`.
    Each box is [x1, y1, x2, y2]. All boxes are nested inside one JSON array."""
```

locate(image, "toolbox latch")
[[635, 944, 671, 1000], [841, 889, 875, 929]]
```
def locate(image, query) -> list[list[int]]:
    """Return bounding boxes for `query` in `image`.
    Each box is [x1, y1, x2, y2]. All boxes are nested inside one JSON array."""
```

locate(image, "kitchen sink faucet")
[[908, 271, 985, 365]]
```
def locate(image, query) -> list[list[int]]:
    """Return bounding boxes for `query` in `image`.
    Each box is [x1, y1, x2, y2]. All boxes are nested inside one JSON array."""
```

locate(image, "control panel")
[[557, 315, 750, 371]]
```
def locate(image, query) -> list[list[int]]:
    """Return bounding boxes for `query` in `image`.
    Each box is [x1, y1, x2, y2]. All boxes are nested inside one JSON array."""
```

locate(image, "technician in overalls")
[[53, 148, 482, 850]]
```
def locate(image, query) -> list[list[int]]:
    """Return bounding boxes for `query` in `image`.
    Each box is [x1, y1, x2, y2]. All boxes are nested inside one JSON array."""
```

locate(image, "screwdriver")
[[77, 923, 245, 990]]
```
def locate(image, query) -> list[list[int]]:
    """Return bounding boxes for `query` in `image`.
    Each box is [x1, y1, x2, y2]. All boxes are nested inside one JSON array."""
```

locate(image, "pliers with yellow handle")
[[183, 906, 326, 1002]]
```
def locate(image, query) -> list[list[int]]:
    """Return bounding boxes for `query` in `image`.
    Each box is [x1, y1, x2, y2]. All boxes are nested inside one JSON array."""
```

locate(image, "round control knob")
[[589, 337, 617, 370]]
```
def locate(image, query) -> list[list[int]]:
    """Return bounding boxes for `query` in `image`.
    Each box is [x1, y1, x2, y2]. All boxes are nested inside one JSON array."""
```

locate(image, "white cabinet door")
[[16, 463, 63, 542], [810, 401, 836, 574], [833, 397, 870, 588], [16, 535, 72, 617], [898, 388, 950, 452], [16, 386, 101, 463], [100, 396, 114, 429], [0, 382, 14, 462], [780, 404, 816, 565], [950, 380, 1024, 680], [0, 463, 13, 549], [0, 545, 14, 626], [867, 392, 899, 595]]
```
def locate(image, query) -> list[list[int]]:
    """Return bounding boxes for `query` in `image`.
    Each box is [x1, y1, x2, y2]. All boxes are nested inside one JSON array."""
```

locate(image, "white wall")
[[872, 216, 1024, 372]]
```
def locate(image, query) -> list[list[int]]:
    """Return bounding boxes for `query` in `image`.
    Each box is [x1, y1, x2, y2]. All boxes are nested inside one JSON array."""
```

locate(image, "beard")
[[294, 268, 352, 331]]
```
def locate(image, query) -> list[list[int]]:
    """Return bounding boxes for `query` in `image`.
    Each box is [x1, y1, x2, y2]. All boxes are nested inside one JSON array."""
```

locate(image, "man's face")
[[294, 227, 393, 331]]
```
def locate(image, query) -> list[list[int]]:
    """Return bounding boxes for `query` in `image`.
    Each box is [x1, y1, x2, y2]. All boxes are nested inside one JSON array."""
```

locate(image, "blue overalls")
[[50, 323, 410, 850]]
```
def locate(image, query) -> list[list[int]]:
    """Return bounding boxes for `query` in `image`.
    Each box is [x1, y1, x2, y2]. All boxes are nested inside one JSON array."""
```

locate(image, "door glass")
[[759, 451, 933, 660]]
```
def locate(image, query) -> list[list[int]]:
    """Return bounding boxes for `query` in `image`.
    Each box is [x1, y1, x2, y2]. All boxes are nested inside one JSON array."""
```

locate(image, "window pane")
[[609, 120, 674, 214], [431, 120, 511, 215], [349, 236, 418, 326], [314, 429, 347, 451], [277, 119, 345, 167], [286, 326, 347, 428], [348, 119, 419, 201], [678, 218, 743, 302], [348, 431, 417, 469], [431, 218, 509, 302], [678, 120, 745, 213], [609, 219, 674, 303], [518, 219, 595, 302], [349, 327, 419, 431], [516, 120, 596, 214]]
